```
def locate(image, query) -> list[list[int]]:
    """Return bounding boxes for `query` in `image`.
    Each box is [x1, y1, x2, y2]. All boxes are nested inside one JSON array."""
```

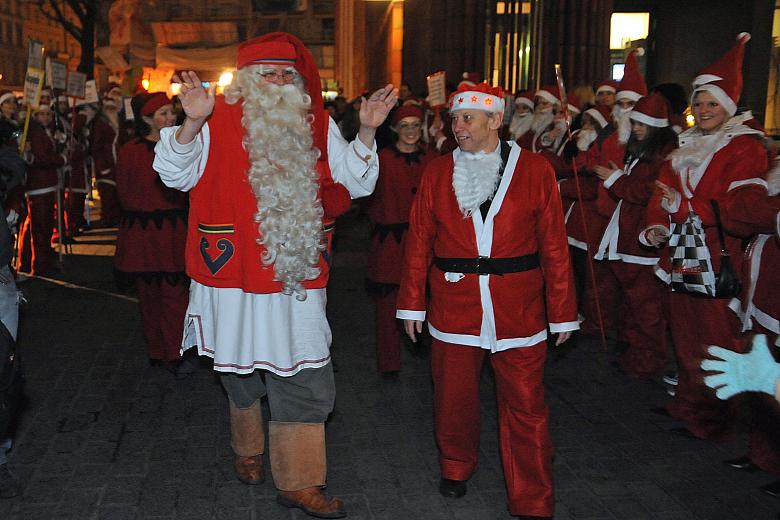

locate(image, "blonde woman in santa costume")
[[153, 33, 396, 518], [643, 33, 770, 440]]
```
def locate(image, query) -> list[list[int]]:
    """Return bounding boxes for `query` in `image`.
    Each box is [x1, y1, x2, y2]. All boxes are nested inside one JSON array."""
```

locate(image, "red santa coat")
[[366, 146, 437, 285], [25, 123, 63, 193], [113, 138, 188, 275], [397, 142, 578, 350], [90, 114, 119, 183], [595, 144, 675, 263]]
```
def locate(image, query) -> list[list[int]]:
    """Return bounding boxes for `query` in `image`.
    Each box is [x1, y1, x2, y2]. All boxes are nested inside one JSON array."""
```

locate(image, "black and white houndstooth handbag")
[[668, 208, 717, 297]]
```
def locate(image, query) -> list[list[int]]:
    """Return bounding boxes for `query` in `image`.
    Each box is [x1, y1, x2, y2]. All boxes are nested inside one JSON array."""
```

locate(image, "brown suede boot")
[[269, 421, 345, 518], [229, 400, 265, 485]]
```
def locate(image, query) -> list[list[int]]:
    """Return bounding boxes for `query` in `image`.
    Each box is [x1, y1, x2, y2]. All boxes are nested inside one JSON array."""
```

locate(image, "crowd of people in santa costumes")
[[113, 92, 191, 376], [153, 32, 397, 518], [364, 104, 437, 374]]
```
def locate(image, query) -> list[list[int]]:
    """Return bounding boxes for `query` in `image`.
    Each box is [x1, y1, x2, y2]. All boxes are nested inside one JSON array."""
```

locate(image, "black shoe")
[[760, 479, 780, 497], [439, 478, 467, 498], [724, 455, 758, 471]]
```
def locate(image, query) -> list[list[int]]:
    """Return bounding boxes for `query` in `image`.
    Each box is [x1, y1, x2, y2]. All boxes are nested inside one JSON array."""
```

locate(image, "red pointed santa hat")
[[584, 104, 611, 129], [616, 49, 647, 102], [449, 83, 505, 112], [514, 90, 534, 109], [567, 91, 582, 115], [691, 32, 750, 116], [595, 79, 618, 95], [458, 72, 482, 90], [629, 92, 670, 128], [534, 85, 561, 106]]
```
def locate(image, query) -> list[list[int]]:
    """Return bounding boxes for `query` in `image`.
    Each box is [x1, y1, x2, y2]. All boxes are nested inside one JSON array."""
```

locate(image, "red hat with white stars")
[[449, 83, 505, 112]]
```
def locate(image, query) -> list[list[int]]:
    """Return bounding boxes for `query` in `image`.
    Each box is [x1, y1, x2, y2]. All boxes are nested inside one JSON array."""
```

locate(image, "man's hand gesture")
[[359, 84, 399, 129], [174, 71, 216, 121]]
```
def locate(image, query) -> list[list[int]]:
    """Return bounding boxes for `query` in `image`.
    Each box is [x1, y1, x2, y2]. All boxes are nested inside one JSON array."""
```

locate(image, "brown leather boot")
[[234, 454, 264, 485], [276, 486, 346, 518], [269, 421, 345, 518], [229, 400, 265, 485]]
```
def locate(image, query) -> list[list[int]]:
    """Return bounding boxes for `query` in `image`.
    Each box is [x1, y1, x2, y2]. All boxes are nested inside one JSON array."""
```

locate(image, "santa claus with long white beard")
[[153, 33, 396, 518], [508, 91, 534, 141]]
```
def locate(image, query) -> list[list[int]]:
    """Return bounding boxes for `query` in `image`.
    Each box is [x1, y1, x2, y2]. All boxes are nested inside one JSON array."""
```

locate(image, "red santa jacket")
[[365, 145, 438, 285], [595, 142, 676, 264], [646, 133, 769, 278], [113, 138, 188, 274], [184, 96, 343, 294], [25, 122, 64, 193], [90, 113, 127, 184], [397, 142, 578, 350]]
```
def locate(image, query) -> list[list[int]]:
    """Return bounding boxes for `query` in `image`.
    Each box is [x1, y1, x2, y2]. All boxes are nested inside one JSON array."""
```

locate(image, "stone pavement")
[[0, 212, 778, 519]]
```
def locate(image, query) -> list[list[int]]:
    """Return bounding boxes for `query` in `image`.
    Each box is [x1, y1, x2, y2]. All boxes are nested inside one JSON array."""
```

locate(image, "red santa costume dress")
[[114, 93, 189, 363], [397, 85, 578, 518], [153, 34, 382, 513], [594, 94, 676, 378], [18, 106, 64, 274], [365, 105, 437, 373], [90, 88, 127, 226], [643, 33, 769, 439]]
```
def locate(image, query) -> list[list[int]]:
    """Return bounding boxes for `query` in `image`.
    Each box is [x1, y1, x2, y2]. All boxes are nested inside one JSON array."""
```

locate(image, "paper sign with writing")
[[426, 71, 447, 108], [46, 58, 69, 89]]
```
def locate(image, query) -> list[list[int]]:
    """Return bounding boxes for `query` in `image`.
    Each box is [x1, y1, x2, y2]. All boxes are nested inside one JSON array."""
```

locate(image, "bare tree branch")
[[34, 0, 83, 41]]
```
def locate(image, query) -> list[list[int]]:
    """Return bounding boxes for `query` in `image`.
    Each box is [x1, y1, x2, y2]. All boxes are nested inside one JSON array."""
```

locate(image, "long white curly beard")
[[576, 128, 598, 151], [612, 105, 632, 144], [452, 150, 503, 218], [509, 112, 533, 140], [531, 109, 554, 136], [225, 67, 324, 300]]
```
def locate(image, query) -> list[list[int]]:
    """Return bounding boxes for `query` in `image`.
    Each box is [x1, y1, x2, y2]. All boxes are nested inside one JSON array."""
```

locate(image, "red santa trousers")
[[579, 258, 621, 337], [64, 192, 86, 235], [374, 288, 401, 373], [17, 192, 55, 274], [609, 262, 669, 378], [666, 292, 748, 440], [135, 277, 189, 362], [431, 339, 553, 517]]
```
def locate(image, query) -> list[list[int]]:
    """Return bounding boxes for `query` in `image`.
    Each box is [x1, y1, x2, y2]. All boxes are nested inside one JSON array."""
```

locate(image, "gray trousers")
[[220, 363, 336, 422]]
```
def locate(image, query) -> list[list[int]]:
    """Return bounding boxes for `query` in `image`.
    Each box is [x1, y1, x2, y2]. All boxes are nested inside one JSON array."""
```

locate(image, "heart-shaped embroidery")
[[200, 237, 234, 275]]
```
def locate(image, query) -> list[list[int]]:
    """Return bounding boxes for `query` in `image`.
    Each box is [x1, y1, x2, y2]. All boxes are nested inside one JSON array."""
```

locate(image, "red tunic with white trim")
[[26, 123, 63, 191], [397, 142, 578, 350], [113, 138, 188, 276], [365, 146, 437, 285]]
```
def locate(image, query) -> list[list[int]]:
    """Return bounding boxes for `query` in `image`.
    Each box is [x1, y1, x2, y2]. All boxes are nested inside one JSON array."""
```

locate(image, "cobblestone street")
[[0, 213, 777, 519]]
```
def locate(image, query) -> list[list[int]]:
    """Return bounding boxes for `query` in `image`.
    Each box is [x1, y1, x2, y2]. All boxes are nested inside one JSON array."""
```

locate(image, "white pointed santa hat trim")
[[584, 107, 608, 128], [692, 83, 737, 116], [615, 89, 643, 102], [630, 111, 669, 128], [595, 84, 616, 94], [515, 96, 534, 109], [450, 91, 505, 112]]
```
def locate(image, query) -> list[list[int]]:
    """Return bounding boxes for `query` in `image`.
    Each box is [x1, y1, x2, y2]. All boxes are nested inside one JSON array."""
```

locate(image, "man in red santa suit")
[[397, 82, 578, 519], [516, 86, 565, 153], [365, 104, 437, 374], [153, 33, 397, 518], [90, 83, 125, 226]]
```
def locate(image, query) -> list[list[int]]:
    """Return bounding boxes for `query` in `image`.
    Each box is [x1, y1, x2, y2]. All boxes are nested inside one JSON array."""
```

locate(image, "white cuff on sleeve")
[[168, 126, 202, 155], [660, 191, 681, 214], [549, 321, 580, 333], [602, 169, 624, 190], [396, 310, 426, 321]]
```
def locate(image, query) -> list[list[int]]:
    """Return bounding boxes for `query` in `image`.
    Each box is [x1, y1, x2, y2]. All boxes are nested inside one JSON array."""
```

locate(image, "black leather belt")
[[433, 253, 540, 276]]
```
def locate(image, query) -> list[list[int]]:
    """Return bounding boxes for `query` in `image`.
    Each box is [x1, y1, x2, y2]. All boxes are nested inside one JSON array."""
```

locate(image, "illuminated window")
[[609, 12, 649, 49]]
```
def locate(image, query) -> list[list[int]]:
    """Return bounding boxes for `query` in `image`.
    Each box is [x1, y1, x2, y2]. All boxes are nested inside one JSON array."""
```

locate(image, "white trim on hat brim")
[[692, 83, 737, 116], [630, 110, 669, 128], [0, 93, 15, 106], [692, 74, 723, 89], [535, 90, 561, 106], [568, 104, 581, 115], [450, 91, 505, 113], [584, 108, 608, 128], [595, 85, 616, 94], [515, 97, 534, 109], [616, 90, 643, 102]]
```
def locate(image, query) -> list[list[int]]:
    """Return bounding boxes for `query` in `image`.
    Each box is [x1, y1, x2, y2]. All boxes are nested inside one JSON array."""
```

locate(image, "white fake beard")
[[612, 105, 632, 144], [576, 128, 598, 151], [452, 150, 503, 218], [509, 112, 533, 140], [531, 109, 554, 135], [669, 131, 722, 173], [234, 74, 325, 300]]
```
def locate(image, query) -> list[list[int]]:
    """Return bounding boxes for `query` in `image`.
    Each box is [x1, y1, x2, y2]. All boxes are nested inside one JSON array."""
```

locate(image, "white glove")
[[701, 335, 780, 399]]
